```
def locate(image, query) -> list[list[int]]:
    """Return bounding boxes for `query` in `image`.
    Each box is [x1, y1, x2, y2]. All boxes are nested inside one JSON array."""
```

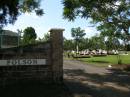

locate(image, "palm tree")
[[71, 27, 86, 54]]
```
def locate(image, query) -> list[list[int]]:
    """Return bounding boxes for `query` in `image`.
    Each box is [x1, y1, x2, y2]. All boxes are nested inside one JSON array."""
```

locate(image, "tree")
[[0, 0, 43, 27], [63, 0, 130, 40], [88, 34, 106, 50], [100, 29, 122, 64], [22, 27, 37, 45], [42, 32, 50, 42], [99, 28, 122, 50], [17, 29, 23, 46], [71, 27, 86, 53], [64, 38, 75, 50], [118, 33, 129, 51], [78, 38, 89, 50]]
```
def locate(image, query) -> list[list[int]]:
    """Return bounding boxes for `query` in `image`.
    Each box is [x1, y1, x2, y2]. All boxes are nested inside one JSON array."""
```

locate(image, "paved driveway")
[[64, 60, 130, 97]]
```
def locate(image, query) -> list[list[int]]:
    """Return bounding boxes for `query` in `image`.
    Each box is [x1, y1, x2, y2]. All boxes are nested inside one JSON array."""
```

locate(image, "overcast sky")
[[4, 0, 99, 39]]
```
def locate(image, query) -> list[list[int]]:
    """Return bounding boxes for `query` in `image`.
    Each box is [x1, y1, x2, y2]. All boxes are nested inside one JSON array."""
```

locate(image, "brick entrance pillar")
[[49, 28, 64, 83]]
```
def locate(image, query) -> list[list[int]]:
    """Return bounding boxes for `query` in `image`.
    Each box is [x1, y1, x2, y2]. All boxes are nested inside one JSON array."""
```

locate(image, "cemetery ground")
[[67, 51, 130, 67]]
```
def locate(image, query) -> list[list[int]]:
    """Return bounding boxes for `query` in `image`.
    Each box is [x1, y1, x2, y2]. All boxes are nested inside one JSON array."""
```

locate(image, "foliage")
[[17, 29, 23, 46], [71, 27, 86, 53], [63, 32, 125, 51], [22, 27, 37, 45], [42, 32, 50, 42], [64, 38, 75, 50], [88, 35, 106, 50], [71, 27, 86, 41], [126, 44, 130, 51], [63, 0, 130, 40], [37, 32, 50, 43], [0, 0, 43, 27], [78, 38, 89, 50]]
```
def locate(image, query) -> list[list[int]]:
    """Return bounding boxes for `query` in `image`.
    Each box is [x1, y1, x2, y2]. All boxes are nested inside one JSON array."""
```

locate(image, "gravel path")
[[63, 59, 130, 97], [64, 60, 110, 74]]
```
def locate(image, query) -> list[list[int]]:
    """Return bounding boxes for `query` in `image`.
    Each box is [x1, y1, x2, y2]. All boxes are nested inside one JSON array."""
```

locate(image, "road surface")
[[63, 60, 130, 97]]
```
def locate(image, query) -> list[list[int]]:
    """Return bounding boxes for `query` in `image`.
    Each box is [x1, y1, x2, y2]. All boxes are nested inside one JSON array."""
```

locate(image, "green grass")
[[78, 52, 130, 67]]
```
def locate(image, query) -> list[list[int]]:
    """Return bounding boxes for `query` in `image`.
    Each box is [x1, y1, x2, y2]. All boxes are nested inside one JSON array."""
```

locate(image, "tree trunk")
[[76, 44, 79, 54]]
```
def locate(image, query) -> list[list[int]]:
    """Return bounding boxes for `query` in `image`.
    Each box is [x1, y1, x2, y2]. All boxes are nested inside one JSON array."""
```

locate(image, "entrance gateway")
[[0, 28, 64, 86]]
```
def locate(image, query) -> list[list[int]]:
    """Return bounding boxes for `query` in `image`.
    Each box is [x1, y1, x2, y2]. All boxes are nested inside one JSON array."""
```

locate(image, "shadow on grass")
[[64, 69, 130, 97], [0, 82, 72, 97]]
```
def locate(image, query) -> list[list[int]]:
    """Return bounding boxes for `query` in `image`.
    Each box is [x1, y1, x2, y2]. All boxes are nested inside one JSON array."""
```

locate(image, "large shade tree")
[[71, 27, 86, 53], [0, 0, 43, 28], [100, 28, 121, 50], [63, 0, 130, 40]]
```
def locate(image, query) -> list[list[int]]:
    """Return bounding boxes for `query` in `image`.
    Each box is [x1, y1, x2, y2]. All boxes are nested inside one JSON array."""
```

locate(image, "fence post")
[[49, 28, 64, 83]]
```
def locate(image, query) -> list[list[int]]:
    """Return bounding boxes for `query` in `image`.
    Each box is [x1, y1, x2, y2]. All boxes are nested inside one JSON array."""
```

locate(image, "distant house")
[[0, 30, 19, 48]]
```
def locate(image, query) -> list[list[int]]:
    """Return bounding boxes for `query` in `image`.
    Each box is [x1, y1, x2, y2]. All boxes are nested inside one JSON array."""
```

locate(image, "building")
[[0, 30, 19, 48]]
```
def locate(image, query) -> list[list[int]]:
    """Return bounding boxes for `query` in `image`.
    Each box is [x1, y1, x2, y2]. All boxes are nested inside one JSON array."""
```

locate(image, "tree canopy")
[[63, 0, 130, 40], [22, 27, 37, 45], [42, 32, 50, 42], [0, 0, 43, 28], [71, 27, 86, 41], [71, 27, 86, 53]]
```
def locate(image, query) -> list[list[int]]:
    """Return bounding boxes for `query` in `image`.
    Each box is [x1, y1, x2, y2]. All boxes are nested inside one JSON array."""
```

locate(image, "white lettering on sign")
[[0, 59, 46, 66]]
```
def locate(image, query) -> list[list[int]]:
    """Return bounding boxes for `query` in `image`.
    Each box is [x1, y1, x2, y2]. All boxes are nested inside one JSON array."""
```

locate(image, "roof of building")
[[0, 30, 19, 36]]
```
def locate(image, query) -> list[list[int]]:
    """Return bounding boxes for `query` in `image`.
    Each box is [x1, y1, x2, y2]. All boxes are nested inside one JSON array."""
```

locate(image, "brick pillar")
[[49, 28, 64, 83]]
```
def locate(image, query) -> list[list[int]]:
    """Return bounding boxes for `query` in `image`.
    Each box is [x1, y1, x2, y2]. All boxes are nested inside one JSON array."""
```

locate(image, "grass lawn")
[[77, 52, 130, 67]]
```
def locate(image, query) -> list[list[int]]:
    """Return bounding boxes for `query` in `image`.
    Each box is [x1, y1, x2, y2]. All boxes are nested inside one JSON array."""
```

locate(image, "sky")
[[4, 0, 99, 39]]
